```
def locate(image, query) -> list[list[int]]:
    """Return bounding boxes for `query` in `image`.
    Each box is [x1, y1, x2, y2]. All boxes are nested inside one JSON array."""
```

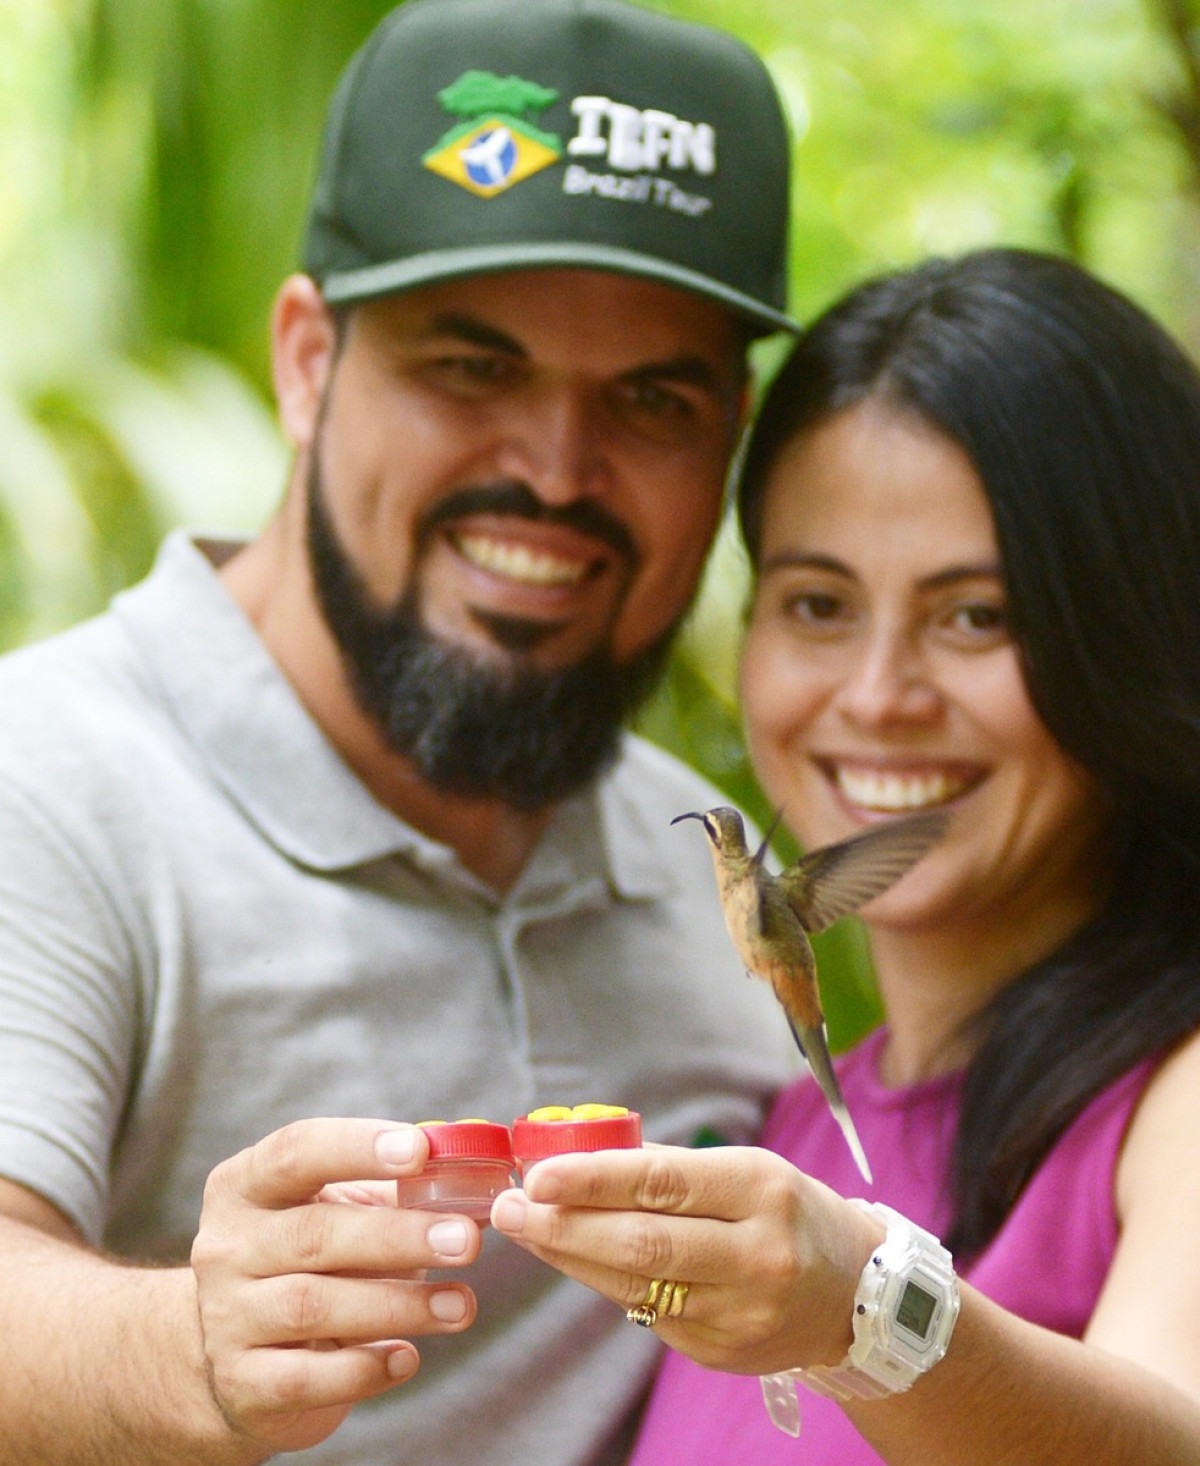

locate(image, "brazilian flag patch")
[[423, 70, 564, 197]]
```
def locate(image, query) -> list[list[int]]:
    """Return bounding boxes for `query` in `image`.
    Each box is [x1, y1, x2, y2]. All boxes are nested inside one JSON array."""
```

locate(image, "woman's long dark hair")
[[738, 248, 1200, 1259]]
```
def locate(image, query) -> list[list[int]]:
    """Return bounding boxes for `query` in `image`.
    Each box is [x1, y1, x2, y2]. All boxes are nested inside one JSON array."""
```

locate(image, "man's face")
[[279, 268, 747, 806]]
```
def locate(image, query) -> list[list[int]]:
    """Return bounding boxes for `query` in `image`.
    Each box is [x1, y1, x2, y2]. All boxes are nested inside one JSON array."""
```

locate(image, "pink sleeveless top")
[[629, 1029, 1156, 1466]]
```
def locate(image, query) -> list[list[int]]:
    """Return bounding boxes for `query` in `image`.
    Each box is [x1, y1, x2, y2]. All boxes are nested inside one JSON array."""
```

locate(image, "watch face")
[[896, 1278, 937, 1342]]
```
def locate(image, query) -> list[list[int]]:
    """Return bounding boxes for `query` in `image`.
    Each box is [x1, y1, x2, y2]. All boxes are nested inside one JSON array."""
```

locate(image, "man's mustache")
[[419, 481, 639, 565]]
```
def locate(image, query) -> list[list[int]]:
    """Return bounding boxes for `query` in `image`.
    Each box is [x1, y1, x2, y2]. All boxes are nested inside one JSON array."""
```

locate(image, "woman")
[[491, 248, 1200, 1462]]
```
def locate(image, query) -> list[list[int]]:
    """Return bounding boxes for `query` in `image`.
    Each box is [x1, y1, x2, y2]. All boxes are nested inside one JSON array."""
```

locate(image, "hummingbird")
[[672, 805, 949, 1185]]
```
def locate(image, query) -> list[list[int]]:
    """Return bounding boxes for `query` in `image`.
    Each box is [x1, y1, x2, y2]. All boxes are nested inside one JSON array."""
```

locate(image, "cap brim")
[[317, 242, 800, 336]]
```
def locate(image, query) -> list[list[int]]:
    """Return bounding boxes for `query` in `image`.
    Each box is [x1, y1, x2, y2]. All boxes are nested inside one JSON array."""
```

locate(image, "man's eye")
[[423, 355, 517, 391], [618, 380, 692, 419]]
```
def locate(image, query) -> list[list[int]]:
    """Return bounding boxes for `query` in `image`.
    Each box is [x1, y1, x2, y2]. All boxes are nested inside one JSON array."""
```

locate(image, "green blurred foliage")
[[4, 0, 1200, 1045]]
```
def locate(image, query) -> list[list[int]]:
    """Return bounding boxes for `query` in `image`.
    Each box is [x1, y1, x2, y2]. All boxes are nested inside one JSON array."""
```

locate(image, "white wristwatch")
[[761, 1201, 960, 1436]]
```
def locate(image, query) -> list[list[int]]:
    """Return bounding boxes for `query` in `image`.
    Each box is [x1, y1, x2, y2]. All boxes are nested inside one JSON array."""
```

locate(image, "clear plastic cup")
[[396, 1119, 518, 1223]]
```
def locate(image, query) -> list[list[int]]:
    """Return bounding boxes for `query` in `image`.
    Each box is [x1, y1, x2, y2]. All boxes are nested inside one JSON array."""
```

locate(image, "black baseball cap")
[[303, 0, 797, 334]]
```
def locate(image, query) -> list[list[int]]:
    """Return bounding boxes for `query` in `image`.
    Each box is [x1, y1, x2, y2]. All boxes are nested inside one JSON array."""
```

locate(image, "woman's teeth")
[[454, 532, 588, 587], [835, 766, 970, 811]]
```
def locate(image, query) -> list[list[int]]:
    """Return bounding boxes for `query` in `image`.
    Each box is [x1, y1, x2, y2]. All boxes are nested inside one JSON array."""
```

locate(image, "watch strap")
[[761, 1200, 960, 1434]]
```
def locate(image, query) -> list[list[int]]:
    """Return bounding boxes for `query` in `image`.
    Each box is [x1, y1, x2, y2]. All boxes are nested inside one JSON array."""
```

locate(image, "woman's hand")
[[491, 1143, 882, 1377]]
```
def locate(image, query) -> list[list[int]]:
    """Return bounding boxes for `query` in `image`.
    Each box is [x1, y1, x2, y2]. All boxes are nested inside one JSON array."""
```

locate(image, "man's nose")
[[494, 387, 609, 505]]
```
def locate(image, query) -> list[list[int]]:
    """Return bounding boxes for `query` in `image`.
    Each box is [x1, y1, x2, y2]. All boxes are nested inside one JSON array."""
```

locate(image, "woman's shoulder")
[[1114, 1027, 1200, 1224], [1084, 1029, 1200, 1389]]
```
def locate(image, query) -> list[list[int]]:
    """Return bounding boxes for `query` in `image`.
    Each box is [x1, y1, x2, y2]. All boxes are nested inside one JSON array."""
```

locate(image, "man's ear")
[[271, 274, 339, 450]]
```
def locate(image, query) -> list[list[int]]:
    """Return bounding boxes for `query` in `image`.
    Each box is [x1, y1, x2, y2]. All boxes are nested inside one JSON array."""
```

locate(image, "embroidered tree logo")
[[433, 70, 562, 152]]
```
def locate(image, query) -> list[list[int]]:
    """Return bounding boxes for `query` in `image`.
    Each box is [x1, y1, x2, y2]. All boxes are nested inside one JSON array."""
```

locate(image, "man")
[[0, 1, 797, 1460]]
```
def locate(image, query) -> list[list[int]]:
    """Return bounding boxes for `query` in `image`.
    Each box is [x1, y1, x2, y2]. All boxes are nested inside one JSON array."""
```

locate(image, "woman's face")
[[740, 399, 1110, 937]]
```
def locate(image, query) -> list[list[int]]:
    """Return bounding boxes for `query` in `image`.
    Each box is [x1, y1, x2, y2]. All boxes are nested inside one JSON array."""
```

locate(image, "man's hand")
[[192, 1118, 483, 1456]]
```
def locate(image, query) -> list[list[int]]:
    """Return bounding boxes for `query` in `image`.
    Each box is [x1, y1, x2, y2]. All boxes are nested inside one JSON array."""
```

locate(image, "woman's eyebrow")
[[917, 562, 1004, 591], [757, 552, 1003, 587], [758, 550, 851, 577]]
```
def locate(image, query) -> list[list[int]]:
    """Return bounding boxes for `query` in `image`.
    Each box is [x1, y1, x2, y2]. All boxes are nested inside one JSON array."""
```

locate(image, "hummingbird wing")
[[776, 809, 948, 933]]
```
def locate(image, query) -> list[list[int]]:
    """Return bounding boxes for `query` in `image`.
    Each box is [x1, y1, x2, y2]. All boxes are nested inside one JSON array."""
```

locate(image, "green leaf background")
[[4, 0, 1198, 1046]]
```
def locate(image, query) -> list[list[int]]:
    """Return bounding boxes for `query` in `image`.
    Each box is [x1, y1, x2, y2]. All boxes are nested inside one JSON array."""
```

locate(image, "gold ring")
[[664, 1279, 690, 1318], [626, 1278, 689, 1328]]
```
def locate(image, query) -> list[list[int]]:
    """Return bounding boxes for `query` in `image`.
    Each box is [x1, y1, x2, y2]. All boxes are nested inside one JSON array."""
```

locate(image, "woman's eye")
[[946, 601, 1009, 638], [786, 590, 846, 624]]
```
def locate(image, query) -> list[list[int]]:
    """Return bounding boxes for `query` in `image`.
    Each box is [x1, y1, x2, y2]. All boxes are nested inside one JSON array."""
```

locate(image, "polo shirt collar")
[[113, 532, 668, 901]]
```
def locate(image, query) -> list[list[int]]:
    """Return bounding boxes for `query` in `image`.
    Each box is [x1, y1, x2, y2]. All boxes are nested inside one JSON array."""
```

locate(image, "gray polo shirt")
[[0, 531, 796, 1465]]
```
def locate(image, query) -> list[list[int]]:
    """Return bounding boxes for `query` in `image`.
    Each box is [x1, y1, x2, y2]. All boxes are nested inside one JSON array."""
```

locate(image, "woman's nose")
[[833, 628, 942, 728]]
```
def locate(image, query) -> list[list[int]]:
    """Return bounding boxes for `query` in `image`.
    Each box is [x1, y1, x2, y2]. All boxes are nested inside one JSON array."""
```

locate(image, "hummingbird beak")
[[670, 812, 705, 826]]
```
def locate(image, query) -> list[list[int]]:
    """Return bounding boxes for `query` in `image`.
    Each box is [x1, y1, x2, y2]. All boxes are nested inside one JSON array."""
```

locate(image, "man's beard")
[[305, 460, 679, 812]]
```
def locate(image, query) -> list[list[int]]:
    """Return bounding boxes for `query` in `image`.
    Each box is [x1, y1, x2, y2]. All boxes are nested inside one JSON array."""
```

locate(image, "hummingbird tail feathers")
[[789, 1019, 874, 1186]]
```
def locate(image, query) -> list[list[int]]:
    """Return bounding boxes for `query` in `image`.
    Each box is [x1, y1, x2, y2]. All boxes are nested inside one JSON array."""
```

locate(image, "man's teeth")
[[455, 532, 588, 587], [836, 766, 967, 811]]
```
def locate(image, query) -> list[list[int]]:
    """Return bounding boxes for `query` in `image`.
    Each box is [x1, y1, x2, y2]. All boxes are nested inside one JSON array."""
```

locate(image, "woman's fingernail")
[[375, 1127, 416, 1167], [427, 1219, 470, 1256], [430, 1289, 468, 1323], [491, 1192, 527, 1234]]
